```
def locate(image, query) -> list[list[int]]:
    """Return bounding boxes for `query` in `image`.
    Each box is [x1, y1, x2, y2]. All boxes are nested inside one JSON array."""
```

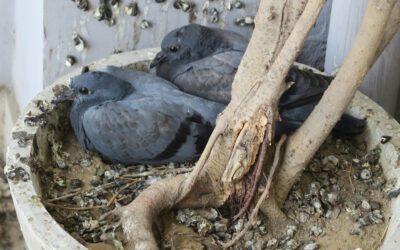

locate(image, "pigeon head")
[[54, 71, 134, 106], [150, 24, 223, 68]]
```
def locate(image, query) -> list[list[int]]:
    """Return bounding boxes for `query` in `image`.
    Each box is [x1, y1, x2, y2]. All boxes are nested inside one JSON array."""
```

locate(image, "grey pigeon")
[[54, 66, 224, 165], [151, 24, 365, 137]]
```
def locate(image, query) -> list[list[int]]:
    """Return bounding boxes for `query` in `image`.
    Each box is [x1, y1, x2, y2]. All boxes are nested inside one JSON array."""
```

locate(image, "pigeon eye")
[[79, 87, 89, 95], [169, 46, 180, 52]]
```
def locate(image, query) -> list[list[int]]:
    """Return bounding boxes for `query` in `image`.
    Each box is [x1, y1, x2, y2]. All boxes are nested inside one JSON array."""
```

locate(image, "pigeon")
[[150, 24, 365, 136], [54, 66, 225, 165]]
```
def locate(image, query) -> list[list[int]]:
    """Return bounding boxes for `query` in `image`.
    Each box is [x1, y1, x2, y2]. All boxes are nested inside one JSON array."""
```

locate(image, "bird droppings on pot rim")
[[113, 49, 123, 54], [5, 166, 30, 183], [52, 84, 70, 98], [380, 135, 392, 144], [65, 55, 76, 67], [35, 99, 51, 113], [125, 2, 139, 16], [12, 131, 33, 148], [81, 65, 90, 73], [72, 33, 86, 52], [235, 16, 255, 26], [24, 112, 47, 127]]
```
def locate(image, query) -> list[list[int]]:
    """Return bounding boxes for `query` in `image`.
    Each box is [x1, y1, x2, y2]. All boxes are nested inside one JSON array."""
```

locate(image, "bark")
[[274, 0, 398, 206]]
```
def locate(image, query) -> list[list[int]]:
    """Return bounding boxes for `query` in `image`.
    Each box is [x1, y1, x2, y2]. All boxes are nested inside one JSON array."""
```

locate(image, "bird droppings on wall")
[[111, 0, 120, 8], [72, 0, 90, 11], [65, 55, 76, 67], [72, 33, 86, 51], [233, 1, 244, 9], [209, 8, 219, 23], [140, 19, 151, 29], [93, 0, 114, 25], [234, 16, 254, 26], [45, 0, 257, 85], [173, 0, 195, 13], [125, 2, 139, 16]]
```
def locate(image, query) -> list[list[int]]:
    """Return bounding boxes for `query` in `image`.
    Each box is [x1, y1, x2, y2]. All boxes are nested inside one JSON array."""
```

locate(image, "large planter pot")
[[5, 48, 400, 249]]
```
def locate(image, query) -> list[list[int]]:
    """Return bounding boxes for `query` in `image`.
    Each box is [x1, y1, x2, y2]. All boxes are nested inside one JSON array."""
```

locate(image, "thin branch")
[[45, 182, 120, 202], [43, 202, 106, 211], [120, 167, 194, 179], [106, 180, 141, 207]]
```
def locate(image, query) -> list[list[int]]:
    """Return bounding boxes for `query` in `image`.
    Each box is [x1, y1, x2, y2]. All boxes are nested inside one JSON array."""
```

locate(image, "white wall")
[[0, 0, 15, 87], [43, 0, 258, 86], [13, 0, 44, 111], [325, 0, 400, 120]]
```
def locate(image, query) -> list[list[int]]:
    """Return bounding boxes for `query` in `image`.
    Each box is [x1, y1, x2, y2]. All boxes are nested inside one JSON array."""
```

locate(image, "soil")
[[38, 120, 392, 250]]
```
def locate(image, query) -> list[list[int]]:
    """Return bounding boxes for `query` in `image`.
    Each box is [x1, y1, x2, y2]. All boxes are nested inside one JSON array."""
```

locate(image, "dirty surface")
[[36, 107, 391, 250], [0, 159, 25, 250]]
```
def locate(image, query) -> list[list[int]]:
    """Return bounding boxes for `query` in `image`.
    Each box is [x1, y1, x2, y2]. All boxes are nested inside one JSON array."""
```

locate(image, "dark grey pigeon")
[[151, 24, 365, 137], [151, 24, 246, 104], [55, 66, 224, 165]]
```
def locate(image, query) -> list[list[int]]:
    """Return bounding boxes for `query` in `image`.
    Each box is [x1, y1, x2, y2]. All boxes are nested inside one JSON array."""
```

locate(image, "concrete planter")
[[5, 48, 400, 249]]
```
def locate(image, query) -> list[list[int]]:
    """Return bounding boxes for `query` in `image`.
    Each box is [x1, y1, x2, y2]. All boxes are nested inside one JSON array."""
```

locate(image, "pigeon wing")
[[82, 97, 213, 165], [172, 50, 243, 104], [279, 66, 333, 111]]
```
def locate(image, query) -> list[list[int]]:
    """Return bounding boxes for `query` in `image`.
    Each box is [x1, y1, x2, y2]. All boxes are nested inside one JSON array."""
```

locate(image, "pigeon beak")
[[150, 51, 167, 68], [52, 89, 77, 105]]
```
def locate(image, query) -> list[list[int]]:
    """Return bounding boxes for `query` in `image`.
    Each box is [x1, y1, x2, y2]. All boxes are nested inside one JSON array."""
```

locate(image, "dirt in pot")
[[37, 115, 391, 250]]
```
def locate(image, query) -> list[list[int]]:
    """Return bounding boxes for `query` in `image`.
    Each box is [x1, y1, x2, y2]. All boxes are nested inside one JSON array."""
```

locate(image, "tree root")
[[223, 136, 286, 248], [233, 129, 271, 221], [116, 174, 211, 249]]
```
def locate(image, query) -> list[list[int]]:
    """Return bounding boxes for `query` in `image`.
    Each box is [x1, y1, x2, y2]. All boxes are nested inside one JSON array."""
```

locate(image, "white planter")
[[5, 48, 400, 249]]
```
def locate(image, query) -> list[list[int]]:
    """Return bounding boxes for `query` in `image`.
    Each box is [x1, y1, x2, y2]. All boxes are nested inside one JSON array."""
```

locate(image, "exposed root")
[[233, 131, 270, 221], [223, 136, 286, 248]]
